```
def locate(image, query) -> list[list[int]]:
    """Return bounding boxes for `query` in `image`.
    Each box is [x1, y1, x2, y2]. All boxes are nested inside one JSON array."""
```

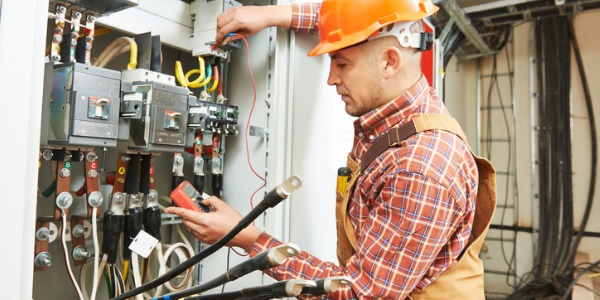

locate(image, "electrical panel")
[[41, 62, 121, 147], [32, 0, 258, 299]]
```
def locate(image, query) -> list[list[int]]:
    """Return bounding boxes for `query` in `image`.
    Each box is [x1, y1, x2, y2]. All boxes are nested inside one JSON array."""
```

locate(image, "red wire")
[[217, 66, 223, 96], [235, 33, 267, 219], [231, 247, 249, 257], [237, 33, 265, 183]]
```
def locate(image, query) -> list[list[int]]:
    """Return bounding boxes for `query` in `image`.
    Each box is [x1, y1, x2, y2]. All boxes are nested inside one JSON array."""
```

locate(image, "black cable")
[[184, 279, 310, 300], [564, 15, 598, 274], [112, 175, 301, 300], [162, 244, 299, 299], [222, 247, 231, 293]]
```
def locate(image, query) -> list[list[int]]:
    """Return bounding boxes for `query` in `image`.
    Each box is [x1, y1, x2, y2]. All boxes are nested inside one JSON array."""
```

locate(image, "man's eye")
[[337, 63, 347, 69]]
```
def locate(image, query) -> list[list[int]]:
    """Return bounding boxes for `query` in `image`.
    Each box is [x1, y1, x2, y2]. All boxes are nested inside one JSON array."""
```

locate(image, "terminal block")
[[120, 70, 189, 153], [49, 0, 138, 16], [41, 62, 121, 147], [186, 98, 239, 146]]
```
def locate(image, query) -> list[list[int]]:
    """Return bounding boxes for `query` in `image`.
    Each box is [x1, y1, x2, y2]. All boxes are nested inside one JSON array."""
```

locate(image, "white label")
[[129, 230, 159, 258]]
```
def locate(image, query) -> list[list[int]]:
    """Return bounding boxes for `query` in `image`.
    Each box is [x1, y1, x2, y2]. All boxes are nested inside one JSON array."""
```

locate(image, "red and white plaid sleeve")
[[290, 2, 320, 34]]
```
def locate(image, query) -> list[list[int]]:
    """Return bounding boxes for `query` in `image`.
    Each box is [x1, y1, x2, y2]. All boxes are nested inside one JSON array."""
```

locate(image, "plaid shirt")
[[290, 2, 321, 34], [251, 75, 479, 299]]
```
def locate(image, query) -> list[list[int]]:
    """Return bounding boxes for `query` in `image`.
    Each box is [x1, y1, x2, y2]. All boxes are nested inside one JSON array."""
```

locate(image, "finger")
[[165, 206, 201, 221], [216, 8, 236, 30], [201, 196, 226, 210], [164, 206, 185, 215], [216, 23, 244, 45]]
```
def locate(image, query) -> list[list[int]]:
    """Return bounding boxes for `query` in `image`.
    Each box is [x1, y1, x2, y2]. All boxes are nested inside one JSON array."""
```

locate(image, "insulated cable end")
[[267, 243, 300, 266], [286, 279, 316, 297], [323, 276, 352, 293], [275, 175, 302, 198]]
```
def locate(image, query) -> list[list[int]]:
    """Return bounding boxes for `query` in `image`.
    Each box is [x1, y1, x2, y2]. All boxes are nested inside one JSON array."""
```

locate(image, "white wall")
[[0, 0, 48, 298]]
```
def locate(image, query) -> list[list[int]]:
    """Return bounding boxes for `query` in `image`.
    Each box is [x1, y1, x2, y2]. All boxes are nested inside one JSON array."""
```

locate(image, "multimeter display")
[[171, 181, 205, 213]]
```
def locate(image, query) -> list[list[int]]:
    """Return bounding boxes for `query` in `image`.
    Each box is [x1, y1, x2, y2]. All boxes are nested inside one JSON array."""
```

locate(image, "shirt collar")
[[354, 75, 431, 139]]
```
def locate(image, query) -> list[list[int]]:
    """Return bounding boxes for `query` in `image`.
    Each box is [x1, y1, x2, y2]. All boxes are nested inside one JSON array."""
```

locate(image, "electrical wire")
[[222, 247, 232, 293], [61, 210, 85, 300], [80, 263, 89, 300], [93, 37, 137, 69], [236, 33, 265, 184], [142, 243, 167, 298], [505, 15, 596, 299], [91, 207, 101, 300], [92, 254, 108, 300], [564, 15, 598, 273], [122, 259, 130, 286], [175, 56, 215, 89], [131, 254, 144, 300], [104, 264, 113, 297], [113, 178, 299, 300], [484, 52, 519, 288], [230, 32, 265, 257], [162, 242, 194, 291], [207, 65, 219, 93]]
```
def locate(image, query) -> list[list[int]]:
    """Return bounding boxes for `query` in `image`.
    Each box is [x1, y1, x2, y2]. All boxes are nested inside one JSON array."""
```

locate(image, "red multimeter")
[[170, 181, 209, 213]]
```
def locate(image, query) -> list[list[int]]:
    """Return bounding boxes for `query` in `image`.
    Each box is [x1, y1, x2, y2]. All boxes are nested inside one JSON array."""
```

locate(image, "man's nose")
[[327, 67, 339, 86]]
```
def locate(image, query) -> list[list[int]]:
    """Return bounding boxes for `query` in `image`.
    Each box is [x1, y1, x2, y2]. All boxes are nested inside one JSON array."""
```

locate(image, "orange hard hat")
[[308, 0, 439, 56]]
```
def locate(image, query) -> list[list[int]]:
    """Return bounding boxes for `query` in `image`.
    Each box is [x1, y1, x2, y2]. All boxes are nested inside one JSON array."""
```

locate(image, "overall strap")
[[360, 115, 467, 173]]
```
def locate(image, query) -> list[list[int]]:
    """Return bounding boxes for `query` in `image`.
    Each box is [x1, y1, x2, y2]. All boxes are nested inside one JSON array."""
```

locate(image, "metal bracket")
[[440, 0, 493, 54], [249, 126, 268, 138]]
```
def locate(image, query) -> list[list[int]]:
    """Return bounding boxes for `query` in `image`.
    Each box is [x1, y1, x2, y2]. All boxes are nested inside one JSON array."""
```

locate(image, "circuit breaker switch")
[[88, 97, 110, 120], [164, 110, 182, 130]]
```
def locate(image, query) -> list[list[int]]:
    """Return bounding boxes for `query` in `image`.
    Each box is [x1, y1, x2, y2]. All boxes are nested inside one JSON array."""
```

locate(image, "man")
[[165, 0, 496, 299]]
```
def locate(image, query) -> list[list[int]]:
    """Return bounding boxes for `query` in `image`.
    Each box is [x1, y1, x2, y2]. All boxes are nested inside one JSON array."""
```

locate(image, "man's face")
[[327, 44, 383, 117]]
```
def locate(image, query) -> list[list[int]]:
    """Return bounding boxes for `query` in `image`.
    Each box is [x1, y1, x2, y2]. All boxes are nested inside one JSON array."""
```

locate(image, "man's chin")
[[344, 106, 362, 118]]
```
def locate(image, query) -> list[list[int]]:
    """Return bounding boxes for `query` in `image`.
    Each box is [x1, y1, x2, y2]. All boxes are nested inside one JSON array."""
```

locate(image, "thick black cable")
[[564, 15, 598, 271], [163, 246, 286, 299], [184, 280, 301, 300], [112, 177, 300, 300], [532, 17, 547, 278]]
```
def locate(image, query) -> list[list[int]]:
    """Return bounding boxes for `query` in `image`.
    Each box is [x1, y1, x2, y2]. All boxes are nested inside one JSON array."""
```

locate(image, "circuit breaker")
[[41, 62, 121, 147], [120, 70, 189, 153]]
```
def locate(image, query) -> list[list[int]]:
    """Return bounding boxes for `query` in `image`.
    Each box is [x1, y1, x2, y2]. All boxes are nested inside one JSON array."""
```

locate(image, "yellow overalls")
[[336, 115, 497, 299]]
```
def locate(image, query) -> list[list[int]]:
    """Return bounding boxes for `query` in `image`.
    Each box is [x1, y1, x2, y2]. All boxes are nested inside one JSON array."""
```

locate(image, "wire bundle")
[[505, 15, 598, 300]]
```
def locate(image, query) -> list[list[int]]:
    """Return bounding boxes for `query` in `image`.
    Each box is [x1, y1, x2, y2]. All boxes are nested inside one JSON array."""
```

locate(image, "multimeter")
[[170, 181, 211, 213]]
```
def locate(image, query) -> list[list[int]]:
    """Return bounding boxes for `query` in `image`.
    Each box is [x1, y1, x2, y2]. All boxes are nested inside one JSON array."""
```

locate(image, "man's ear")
[[382, 46, 402, 79]]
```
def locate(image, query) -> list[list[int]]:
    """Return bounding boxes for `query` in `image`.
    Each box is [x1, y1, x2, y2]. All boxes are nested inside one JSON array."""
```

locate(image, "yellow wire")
[[122, 259, 130, 283], [185, 69, 211, 88], [185, 56, 206, 87], [175, 61, 187, 88], [127, 39, 138, 70]]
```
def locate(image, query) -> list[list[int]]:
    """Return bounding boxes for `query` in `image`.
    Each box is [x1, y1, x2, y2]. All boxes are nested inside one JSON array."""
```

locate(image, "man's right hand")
[[164, 196, 262, 254], [216, 5, 293, 45]]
